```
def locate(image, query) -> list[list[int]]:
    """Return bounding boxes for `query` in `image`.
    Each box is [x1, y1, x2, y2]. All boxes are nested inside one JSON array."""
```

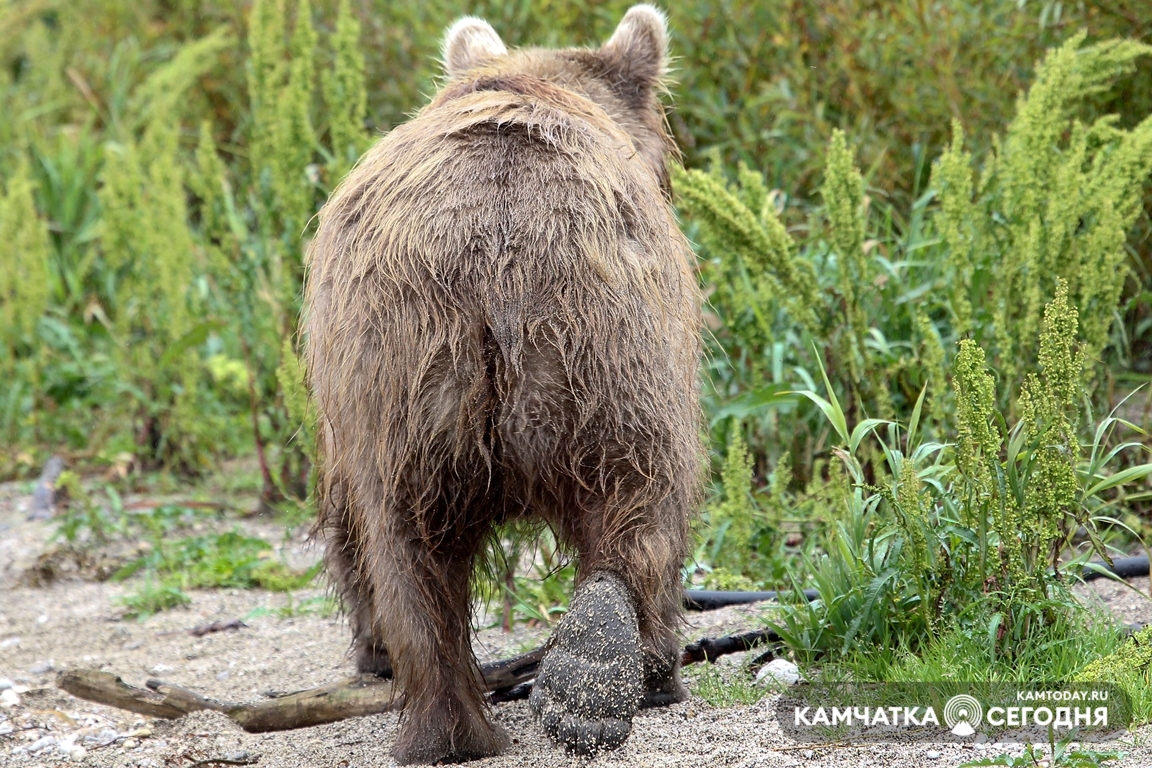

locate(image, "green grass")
[[118, 577, 192, 619], [684, 662, 771, 708], [115, 528, 317, 588], [246, 593, 339, 620], [114, 531, 320, 619], [811, 607, 1125, 684], [47, 484, 321, 618]]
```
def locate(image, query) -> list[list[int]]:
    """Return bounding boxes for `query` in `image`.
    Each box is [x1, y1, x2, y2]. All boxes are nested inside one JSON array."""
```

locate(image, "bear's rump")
[[308, 110, 698, 529], [312, 272, 691, 534]]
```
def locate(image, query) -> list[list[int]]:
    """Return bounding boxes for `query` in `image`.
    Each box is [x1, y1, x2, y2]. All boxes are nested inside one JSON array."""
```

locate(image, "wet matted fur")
[[304, 5, 703, 763]]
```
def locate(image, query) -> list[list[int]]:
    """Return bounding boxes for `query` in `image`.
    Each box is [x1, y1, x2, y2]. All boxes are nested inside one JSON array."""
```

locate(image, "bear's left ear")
[[442, 17, 507, 78], [599, 5, 669, 92]]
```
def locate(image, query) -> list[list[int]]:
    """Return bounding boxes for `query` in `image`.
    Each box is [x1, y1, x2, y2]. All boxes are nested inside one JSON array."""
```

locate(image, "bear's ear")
[[599, 5, 669, 91], [442, 18, 507, 78]]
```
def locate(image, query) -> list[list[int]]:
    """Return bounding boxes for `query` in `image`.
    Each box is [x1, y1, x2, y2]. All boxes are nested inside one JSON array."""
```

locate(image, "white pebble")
[[0, 678, 13, 690], [28, 660, 53, 675], [755, 658, 801, 686], [28, 736, 57, 753], [150, 664, 173, 675], [926, 750, 941, 759], [716, 651, 749, 669], [1, 688, 20, 707], [85, 728, 120, 745], [69, 745, 87, 761], [123, 738, 138, 749]]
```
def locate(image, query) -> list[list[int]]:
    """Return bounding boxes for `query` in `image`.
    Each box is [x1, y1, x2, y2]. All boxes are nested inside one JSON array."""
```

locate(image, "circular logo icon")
[[943, 694, 983, 737]]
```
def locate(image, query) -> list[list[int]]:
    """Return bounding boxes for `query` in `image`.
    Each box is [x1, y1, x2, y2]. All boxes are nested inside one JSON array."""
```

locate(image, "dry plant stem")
[[58, 629, 774, 732]]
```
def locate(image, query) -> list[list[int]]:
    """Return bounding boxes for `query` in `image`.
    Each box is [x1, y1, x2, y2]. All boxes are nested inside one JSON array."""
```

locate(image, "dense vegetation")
[[3, 0, 1152, 705]]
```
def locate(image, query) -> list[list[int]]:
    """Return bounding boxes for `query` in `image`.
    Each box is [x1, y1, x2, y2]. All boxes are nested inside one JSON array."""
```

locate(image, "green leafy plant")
[[768, 289, 1152, 669], [676, 34, 1152, 490], [1076, 625, 1152, 724], [51, 473, 128, 546], [119, 577, 191, 619], [115, 529, 316, 591], [961, 738, 1122, 768], [486, 529, 576, 629], [696, 425, 825, 591]]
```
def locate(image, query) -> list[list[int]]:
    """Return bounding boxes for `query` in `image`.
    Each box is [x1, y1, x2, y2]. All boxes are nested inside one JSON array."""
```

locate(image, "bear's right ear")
[[599, 5, 669, 92], [442, 18, 507, 78]]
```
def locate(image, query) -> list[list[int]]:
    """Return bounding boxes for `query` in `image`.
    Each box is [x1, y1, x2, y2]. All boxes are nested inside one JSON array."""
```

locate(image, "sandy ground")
[[2, 479, 1152, 768]]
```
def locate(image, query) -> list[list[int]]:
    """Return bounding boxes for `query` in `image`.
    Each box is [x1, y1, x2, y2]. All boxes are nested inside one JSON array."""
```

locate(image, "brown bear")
[[303, 5, 702, 763]]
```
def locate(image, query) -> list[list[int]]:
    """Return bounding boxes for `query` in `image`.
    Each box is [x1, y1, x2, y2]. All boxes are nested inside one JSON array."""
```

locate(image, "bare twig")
[[682, 627, 781, 664], [189, 619, 247, 637], [58, 628, 772, 732], [57, 647, 547, 732]]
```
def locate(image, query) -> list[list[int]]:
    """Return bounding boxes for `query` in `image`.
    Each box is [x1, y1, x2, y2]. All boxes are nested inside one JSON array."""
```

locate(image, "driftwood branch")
[[681, 627, 780, 665], [58, 646, 549, 732], [58, 631, 775, 733]]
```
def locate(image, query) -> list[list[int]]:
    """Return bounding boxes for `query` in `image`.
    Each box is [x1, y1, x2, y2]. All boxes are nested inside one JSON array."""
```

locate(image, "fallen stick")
[[681, 627, 781, 664], [58, 630, 775, 732], [189, 619, 247, 637], [58, 646, 549, 732]]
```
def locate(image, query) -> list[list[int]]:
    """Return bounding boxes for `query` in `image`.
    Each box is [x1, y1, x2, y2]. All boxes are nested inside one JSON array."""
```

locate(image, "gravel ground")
[[2, 479, 1152, 768]]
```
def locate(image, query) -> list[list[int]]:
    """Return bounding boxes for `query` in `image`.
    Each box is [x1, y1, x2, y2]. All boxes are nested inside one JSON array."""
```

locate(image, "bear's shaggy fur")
[[304, 6, 702, 763]]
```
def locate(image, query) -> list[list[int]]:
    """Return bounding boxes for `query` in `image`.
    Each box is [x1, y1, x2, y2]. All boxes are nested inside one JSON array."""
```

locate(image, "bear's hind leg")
[[638, 615, 687, 709], [316, 474, 393, 678], [530, 490, 690, 754], [373, 527, 507, 765]]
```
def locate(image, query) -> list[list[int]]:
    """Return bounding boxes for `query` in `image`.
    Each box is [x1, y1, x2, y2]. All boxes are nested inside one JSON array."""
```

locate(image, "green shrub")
[[768, 288, 1152, 669], [935, 36, 1152, 397], [696, 424, 826, 590], [677, 34, 1152, 486], [1077, 625, 1152, 724], [115, 529, 317, 591]]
